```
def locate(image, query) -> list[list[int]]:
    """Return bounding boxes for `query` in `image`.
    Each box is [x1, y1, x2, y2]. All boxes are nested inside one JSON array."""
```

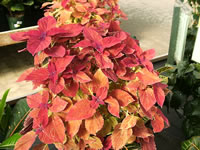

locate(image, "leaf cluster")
[[10, 0, 169, 150]]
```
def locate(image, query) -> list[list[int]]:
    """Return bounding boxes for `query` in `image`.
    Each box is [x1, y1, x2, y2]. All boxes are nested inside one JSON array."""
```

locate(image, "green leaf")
[[5, 99, 30, 138], [183, 117, 200, 138], [181, 136, 200, 150], [0, 133, 21, 149], [170, 90, 187, 109], [0, 89, 10, 123], [184, 98, 200, 117], [10, 3, 24, 12], [23, 0, 34, 6], [193, 71, 200, 79], [157, 66, 174, 74], [0, 105, 11, 135]]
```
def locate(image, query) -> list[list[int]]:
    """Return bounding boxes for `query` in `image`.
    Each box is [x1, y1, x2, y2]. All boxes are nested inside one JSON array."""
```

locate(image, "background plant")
[[164, 0, 200, 149], [11, 0, 169, 149], [0, 0, 34, 16], [0, 90, 30, 149]]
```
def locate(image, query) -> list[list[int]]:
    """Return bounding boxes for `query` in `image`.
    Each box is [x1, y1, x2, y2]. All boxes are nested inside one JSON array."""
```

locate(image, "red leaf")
[[141, 136, 156, 150], [61, 24, 83, 37], [14, 131, 37, 150], [44, 45, 66, 57], [10, 31, 28, 41], [120, 115, 139, 129], [153, 84, 165, 107], [139, 88, 156, 111], [49, 96, 67, 112], [157, 109, 170, 127], [141, 49, 155, 60], [39, 115, 66, 144], [74, 71, 91, 83], [102, 69, 118, 82], [73, 39, 92, 48], [38, 16, 56, 32], [27, 93, 42, 108], [105, 96, 120, 118], [55, 55, 75, 73], [34, 52, 48, 65], [83, 27, 104, 52], [94, 53, 114, 69], [27, 35, 52, 55], [49, 77, 65, 94], [151, 114, 164, 133], [85, 112, 104, 134], [133, 125, 153, 139], [63, 80, 79, 97], [66, 120, 82, 138], [65, 99, 96, 121], [103, 36, 121, 48], [17, 68, 34, 82], [107, 43, 125, 58], [137, 68, 161, 86], [26, 68, 49, 82], [111, 89, 134, 107]]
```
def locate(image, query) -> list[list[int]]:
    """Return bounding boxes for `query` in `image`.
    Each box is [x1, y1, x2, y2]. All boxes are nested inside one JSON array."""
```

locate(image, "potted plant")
[[0, 0, 34, 30], [11, 0, 169, 149]]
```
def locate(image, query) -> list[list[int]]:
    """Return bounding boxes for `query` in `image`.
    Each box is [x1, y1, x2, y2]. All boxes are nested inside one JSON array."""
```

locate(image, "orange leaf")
[[111, 89, 134, 107], [49, 96, 68, 112], [111, 124, 132, 150], [151, 114, 164, 133], [105, 96, 120, 118], [78, 123, 90, 140], [65, 99, 96, 121], [85, 112, 104, 134], [87, 136, 103, 149], [139, 88, 156, 111], [137, 68, 161, 86], [93, 69, 109, 92], [39, 115, 66, 144], [64, 139, 79, 150], [74, 71, 91, 83], [14, 131, 37, 150], [66, 120, 82, 138], [120, 115, 139, 129], [33, 144, 49, 150]]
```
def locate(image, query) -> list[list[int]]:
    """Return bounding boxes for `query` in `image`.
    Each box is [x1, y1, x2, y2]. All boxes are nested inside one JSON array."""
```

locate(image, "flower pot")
[[7, 13, 24, 30]]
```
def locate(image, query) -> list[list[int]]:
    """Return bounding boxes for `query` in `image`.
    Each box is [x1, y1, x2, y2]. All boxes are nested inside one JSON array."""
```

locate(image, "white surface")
[[119, 0, 174, 56], [192, 27, 200, 63]]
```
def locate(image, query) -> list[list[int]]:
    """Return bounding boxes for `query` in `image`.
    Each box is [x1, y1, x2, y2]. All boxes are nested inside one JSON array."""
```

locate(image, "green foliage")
[[164, 1, 200, 148], [0, 90, 30, 149], [0, 89, 10, 123], [0, 133, 21, 149], [5, 98, 30, 138], [0, 0, 34, 13], [182, 136, 200, 150]]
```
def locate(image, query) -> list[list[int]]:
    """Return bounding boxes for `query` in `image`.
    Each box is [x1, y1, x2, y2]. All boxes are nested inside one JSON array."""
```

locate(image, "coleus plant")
[[11, 0, 169, 149]]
